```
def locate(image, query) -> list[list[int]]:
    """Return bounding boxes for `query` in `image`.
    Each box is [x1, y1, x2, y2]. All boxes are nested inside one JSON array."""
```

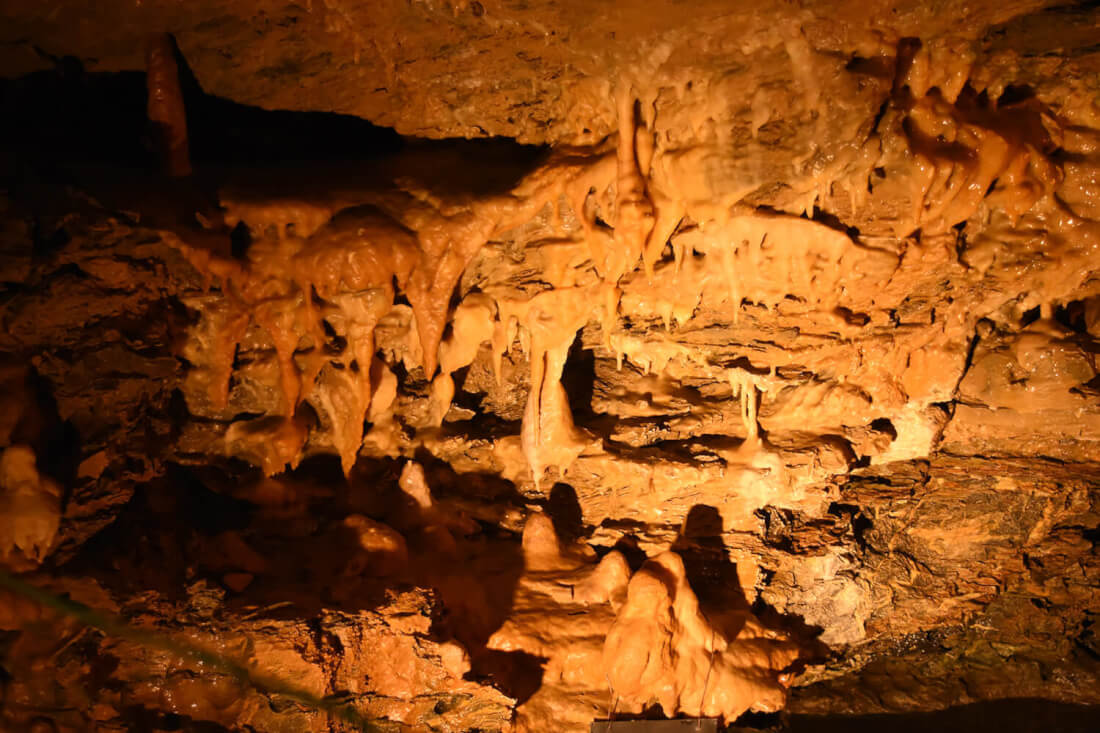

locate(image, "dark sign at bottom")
[[590, 720, 719, 732]]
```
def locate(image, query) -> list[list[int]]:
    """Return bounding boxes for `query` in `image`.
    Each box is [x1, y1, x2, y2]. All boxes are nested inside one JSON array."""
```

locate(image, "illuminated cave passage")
[[1, 2, 1100, 732]]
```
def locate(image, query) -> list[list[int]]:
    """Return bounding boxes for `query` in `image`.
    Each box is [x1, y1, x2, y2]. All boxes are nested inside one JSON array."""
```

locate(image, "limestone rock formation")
[[0, 446, 61, 568], [487, 513, 631, 731], [1, 0, 1099, 731], [605, 551, 801, 723]]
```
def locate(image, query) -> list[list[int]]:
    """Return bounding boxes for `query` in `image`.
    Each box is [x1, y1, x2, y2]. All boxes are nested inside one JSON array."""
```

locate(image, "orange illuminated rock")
[[490, 514, 803, 731], [488, 513, 630, 732], [145, 33, 191, 177], [605, 552, 802, 722], [4, 2, 1100, 728], [342, 514, 410, 578], [0, 446, 61, 568]]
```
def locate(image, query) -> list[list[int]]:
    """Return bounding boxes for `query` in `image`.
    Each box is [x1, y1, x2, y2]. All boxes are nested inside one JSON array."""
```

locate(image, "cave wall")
[[1, 1, 1099, 731]]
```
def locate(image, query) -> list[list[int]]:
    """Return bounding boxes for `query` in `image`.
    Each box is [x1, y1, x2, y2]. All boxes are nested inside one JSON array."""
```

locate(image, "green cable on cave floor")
[[0, 570, 384, 732]]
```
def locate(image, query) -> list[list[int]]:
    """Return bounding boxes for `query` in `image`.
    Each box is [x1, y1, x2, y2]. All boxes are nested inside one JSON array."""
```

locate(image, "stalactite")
[[145, 33, 191, 178]]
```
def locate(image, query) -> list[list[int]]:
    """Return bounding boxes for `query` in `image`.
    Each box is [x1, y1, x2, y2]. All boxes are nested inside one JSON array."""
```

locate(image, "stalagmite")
[[605, 552, 801, 722], [491, 514, 802, 731], [488, 513, 630, 732], [0, 446, 61, 568]]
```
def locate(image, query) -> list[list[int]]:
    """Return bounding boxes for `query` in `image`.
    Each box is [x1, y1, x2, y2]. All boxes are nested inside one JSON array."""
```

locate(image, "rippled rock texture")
[[1, 1, 1099, 731]]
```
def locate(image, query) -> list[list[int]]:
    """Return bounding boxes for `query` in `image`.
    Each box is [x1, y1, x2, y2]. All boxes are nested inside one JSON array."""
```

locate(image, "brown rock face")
[[1, 1, 1100, 731]]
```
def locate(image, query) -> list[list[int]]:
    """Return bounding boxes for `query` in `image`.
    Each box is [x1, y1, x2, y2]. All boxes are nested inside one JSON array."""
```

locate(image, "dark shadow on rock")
[[62, 450, 536, 713], [672, 504, 750, 613], [750, 601, 829, 665], [386, 451, 532, 702], [547, 483, 585, 543], [472, 649, 546, 706], [563, 334, 597, 420], [728, 710, 783, 730], [606, 532, 649, 573], [782, 699, 1100, 733], [411, 446, 530, 516], [62, 463, 254, 604], [673, 504, 828, 666], [120, 704, 235, 733]]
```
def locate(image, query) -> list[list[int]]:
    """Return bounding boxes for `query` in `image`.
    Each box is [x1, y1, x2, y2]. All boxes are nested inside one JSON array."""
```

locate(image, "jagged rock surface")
[[1, 1, 1100, 731]]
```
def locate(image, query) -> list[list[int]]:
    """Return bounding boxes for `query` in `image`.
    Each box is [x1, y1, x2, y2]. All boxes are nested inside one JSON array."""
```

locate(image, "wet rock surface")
[[1, 1, 1100, 731]]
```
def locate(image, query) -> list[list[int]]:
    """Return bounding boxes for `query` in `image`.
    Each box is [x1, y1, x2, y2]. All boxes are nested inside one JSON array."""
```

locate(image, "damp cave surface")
[[1, 2, 1099, 732]]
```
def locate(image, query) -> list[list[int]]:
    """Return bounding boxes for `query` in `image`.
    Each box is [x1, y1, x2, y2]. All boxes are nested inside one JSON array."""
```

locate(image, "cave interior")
[[1, 1, 1099, 732]]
